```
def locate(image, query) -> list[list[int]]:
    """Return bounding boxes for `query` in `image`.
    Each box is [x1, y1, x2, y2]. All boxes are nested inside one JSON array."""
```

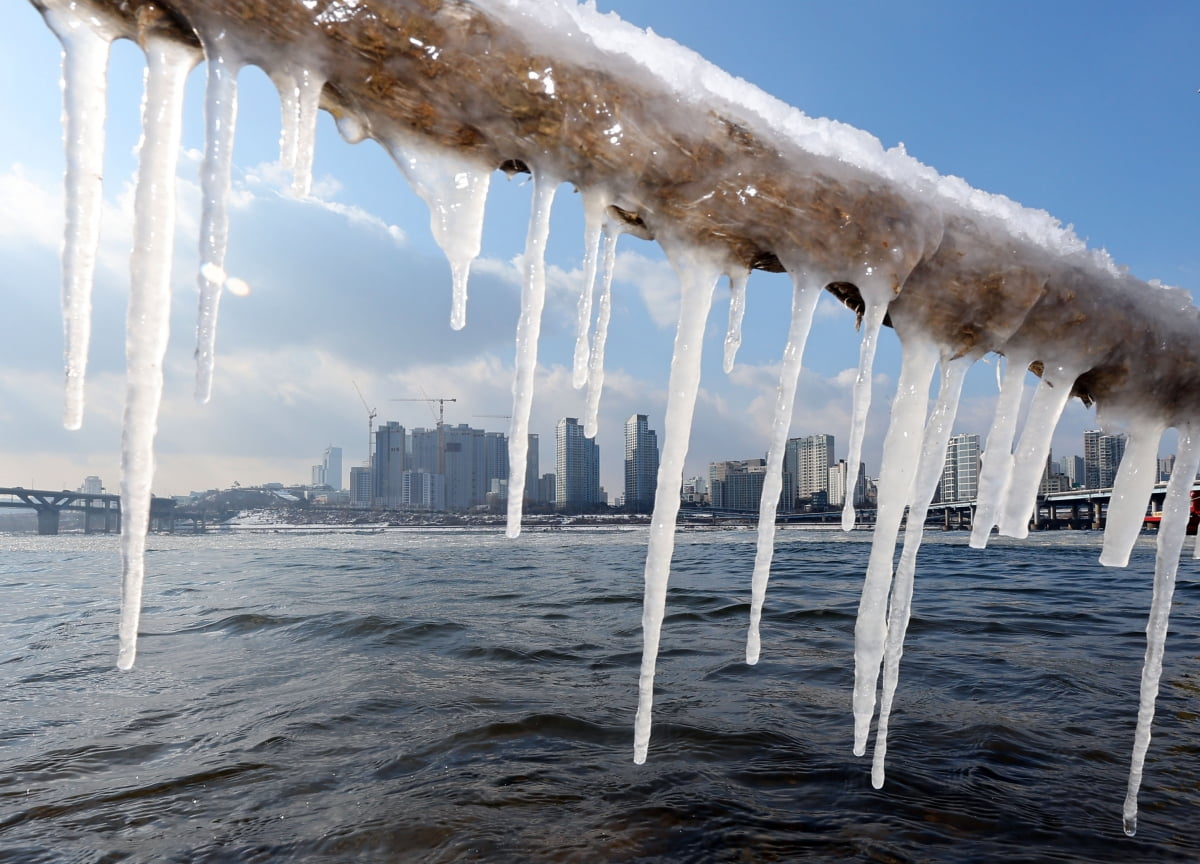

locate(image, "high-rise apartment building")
[[323, 446, 343, 491], [556, 417, 601, 510], [624, 414, 660, 513], [373, 422, 407, 507], [1084, 430, 1126, 489], [349, 466, 372, 507], [783, 434, 835, 508], [940, 433, 980, 503], [709, 459, 772, 512]]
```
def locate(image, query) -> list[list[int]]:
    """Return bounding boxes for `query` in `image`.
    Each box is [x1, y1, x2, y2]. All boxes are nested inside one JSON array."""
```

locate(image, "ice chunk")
[[746, 273, 822, 664], [505, 172, 559, 538], [583, 221, 622, 438], [572, 189, 609, 387], [42, 0, 116, 430], [723, 270, 748, 374], [1122, 425, 1200, 836], [385, 135, 492, 331], [194, 42, 241, 404], [118, 34, 199, 671], [871, 355, 969, 787], [633, 245, 723, 765], [852, 335, 938, 755]]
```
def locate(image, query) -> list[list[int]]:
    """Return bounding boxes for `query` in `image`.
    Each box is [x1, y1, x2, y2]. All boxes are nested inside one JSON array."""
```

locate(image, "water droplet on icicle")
[[41, 0, 116, 431], [572, 190, 609, 388], [194, 41, 241, 404], [723, 270, 748, 374], [384, 135, 491, 330], [1122, 424, 1200, 836], [634, 245, 723, 765], [746, 272, 822, 665], [505, 171, 559, 539], [583, 221, 623, 438], [871, 354, 970, 787], [119, 34, 199, 671], [852, 335, 938, 756]]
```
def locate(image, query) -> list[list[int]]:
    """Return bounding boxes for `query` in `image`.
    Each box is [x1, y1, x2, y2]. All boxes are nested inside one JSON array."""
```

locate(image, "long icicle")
[[746, 273, 822, 664], [583, 221, 622, 438], [1122, 424, 1200, 836], [969, 354, 1031, 548], [996, 366, 1081, 538], [118, 35, 198, 671], [42, 1, 115, 431], [633, 248, 723, 765], [194, 41, 240, 404], [852, 335, 939, 755], [505, 172, 559, 538], [572, 190, 608, 388], [871, 354, 970, 787], [273, 66, 324, 197], [723, 270, 748, 374], [841, 300, 888, 530], [1098, 416, 1165, 567]]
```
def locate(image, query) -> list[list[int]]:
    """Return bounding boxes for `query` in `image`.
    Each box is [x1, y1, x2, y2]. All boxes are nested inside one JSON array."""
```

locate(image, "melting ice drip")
[[35, 0, 1196, 836]]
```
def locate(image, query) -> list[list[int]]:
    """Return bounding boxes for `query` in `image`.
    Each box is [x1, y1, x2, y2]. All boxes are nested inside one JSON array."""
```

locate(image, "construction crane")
[[391, 396, 457, 474], [352, 380, 377, 472]]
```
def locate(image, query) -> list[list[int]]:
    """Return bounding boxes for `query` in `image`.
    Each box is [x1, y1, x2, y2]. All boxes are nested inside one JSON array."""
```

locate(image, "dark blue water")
[[3, 527, 1199, 862]]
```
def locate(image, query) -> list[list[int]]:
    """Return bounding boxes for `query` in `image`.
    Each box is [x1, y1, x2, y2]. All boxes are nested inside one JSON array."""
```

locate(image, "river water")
[[2, 527, 1199, 862]]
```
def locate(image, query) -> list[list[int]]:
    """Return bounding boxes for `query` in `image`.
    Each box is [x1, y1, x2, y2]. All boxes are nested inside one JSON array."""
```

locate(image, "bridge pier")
[[36, 508, 60, 535]]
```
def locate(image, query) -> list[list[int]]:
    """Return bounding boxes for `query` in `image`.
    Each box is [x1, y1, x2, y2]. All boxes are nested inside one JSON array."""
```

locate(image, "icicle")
[[746, 273, 822, 664], [384, 136, 492, 330], [852, 336, 939, 756], [871, 355, 970, 787], [42, 1, 115, 431], [1122, 425, 1200, 836], [841, 300, 888, 530], [722, 270, 748, 374], [572, 190, 608, 388], [273, 66, 323, 197], [505, 172, 559, 539], [194, 41, 241, 404], [633, 247, 723, 765], [969, 354, 1031, 548], [118, 35, 198, 671], [583, 221, 622, 439], [995, 364, 1081, 538], [1099, 417, 1165, 567]]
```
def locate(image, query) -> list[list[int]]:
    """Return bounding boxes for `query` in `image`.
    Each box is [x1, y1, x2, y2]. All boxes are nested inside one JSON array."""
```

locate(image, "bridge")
[[0, 487, 180, 535]]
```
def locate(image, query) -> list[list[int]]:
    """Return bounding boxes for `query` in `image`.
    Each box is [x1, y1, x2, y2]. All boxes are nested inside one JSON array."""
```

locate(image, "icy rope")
[[633, 247, 723, 764], [583, 221, 622, 438], [1122, 425, 1200, 836], [572, 190, 609, 387], [852, 335, 939, 754], [43, 0, 115, 430], [194, 39, 240, 403], [385, 135, 492, 331], [871, 354, 969, 787], [505, 172, 559, 538], [746, 273, 822, 664], [118, 34, 199, 671], [722, 270, 748, 374]]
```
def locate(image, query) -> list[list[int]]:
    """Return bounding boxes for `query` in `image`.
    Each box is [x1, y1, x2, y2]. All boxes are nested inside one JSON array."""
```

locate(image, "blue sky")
[[1, 1, 1197, 497]]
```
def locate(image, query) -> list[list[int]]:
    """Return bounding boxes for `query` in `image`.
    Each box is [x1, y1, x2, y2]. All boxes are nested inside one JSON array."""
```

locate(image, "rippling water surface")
[[3, 527, 1200, 862]]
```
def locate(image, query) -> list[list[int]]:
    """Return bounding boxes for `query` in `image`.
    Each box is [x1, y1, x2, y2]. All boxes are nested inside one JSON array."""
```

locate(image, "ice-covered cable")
[[505, 172, 559, 538], [633, 247, 722, 765], [43, 0, 115, 431], [194, 43, 240, 404], [118, 34, 198, 671], [1122, 424, 1200, 836], [852, 335, 938, 755], [746, 274, 822, 665]]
